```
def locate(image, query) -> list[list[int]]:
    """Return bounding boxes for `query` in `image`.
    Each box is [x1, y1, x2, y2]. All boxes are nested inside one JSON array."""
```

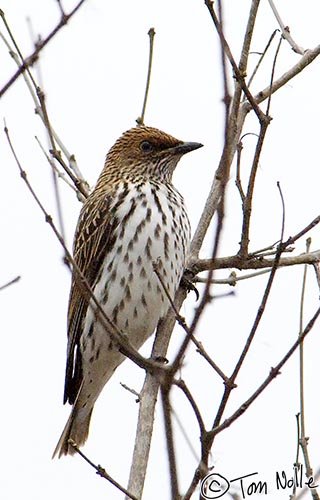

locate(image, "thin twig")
[[216, 0, 231, 142], [119, 383, 140, 402], [153, 260, 229, 382], [235, 140, 245, 202], [196, 250, 320, 273], [247, 30, 279, 88], [238, 119, 270, 256], [171, 199, 226, 379], [35, 136, 78, 194], [171, 402, 200, 462], [277, 182, 286, 241], [205, 0, 265, 122], [293, 413, 301, 499], [37, 86, 67, 243], [173, 379, 205, 436], [268, 0, 306, 54], [153, 260, 190, 331], [0, 275, 21, 291], [194, 214, 320, 274], [299, 239, 310, 445], [210, 183, 287, 451], [297, 238, 320, 500], [266, 36, 283, 116], [231, 45, 320, 214], [194, 268, 272, 285], [190, 0, 263, 260], [51, 149, 89, 200], [0, 8, 89, 198], [136, 27, 155, 126], [253, 45, 320, 107], [68, 440, 138, 500], [0, 9, 38, 89], [0, 0, 87, 98], [194, 339, 230, 383], [206, 305, 320, 439], [161, 384, 180, 500]]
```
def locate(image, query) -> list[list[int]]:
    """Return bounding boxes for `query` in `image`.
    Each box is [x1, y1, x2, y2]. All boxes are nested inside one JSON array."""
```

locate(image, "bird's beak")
[[171, 141, 203, 156]]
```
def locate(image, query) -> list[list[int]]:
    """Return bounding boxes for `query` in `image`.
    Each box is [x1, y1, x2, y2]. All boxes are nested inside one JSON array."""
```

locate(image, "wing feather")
[[63, 191, 118, 404]]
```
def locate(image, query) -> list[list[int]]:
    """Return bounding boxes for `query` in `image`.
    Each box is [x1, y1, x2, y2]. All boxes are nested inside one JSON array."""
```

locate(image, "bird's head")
[[102, 126, 203, 183]]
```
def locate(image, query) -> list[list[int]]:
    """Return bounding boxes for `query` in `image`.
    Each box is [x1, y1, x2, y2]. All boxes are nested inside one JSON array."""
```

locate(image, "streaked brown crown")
[[95, 126, 202, 188]]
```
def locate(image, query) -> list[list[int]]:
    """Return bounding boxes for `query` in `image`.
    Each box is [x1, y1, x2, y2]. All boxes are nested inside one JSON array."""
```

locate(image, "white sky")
[[1, 1, 320, 499]]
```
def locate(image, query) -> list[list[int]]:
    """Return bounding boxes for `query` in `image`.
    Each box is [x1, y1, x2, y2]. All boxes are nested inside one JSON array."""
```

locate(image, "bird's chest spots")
[[111, 183, 188, 267], [95, 182, 190, 334]]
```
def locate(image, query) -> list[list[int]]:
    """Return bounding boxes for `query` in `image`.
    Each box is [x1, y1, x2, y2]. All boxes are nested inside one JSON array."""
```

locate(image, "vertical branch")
[[1, 20, 66, 240], [37, 87, 67, 243], [216, 0, 231, 139], [210, 183, 286, 448], [238, 120, 269, 256], [190, 0, 262, 259], [238, 0, 262, 74], [297, 239, 320, 500], [161, 383, 179, 500], [136, 28, 156, 126], [125, 371, 160, 500], [125, 309, 177, 499], [239, 35, 281, 256], [126, 299, 185, 498], [299, 239, 310, 446]]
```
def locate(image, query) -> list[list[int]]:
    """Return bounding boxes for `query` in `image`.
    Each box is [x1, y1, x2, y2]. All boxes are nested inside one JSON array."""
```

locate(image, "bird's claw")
[[181, 271, 199, 301]]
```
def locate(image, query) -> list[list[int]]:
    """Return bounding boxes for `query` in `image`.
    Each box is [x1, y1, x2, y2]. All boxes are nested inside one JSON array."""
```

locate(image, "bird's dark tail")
[[52, 403, 93, 458]]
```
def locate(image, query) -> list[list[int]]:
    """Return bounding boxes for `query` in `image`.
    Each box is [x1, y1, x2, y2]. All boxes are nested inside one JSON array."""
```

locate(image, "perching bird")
[[53, 125, 202, 457]]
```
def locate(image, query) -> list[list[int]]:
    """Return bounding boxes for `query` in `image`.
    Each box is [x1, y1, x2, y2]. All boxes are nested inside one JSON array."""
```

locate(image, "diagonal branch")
[[0, 0, 87, 98], [68, 441, 138, 500], [268, 0, 306, 54], [207, 305, 320, 439]]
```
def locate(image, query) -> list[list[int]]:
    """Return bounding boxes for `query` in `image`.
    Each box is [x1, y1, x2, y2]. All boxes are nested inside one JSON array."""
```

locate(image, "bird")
[[53, 125, 203, 457]]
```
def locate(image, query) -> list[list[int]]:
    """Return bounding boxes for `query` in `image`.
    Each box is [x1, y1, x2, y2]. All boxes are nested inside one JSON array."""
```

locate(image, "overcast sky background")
[[1, 1, 320, 499]]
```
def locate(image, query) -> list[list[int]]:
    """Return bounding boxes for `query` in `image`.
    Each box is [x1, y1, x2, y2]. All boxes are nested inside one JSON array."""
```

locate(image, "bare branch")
[[297, 238, 320, 500], [206, 305, 320, 439], [194, 214, 320, 274], [268, 0, 306, 54], [136, 28, 156, 126], [35, 137, 79, 194], [0, 1, 87, 98], [247, 29, 279, 88], [205, 0, 265, 122], [161, 382, 180, 499], [239, 119, 270, 256], [0, 275, 21, 291], [194, 268, 272, 285], [0, 6, 89, 198], [190, 0, 264, 260], [68, 440, 138, 500], [174, 379, 205, 436], [253, 44, 320, 107], [125, 368, 159, 499]]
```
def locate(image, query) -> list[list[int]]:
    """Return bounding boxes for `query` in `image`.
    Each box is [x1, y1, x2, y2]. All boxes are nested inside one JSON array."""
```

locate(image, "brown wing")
[[63, 191, 118, 404]]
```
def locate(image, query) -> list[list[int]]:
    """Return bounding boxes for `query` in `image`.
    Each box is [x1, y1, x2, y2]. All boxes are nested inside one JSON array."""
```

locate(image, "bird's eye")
[[140, 140, 153, 152]]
